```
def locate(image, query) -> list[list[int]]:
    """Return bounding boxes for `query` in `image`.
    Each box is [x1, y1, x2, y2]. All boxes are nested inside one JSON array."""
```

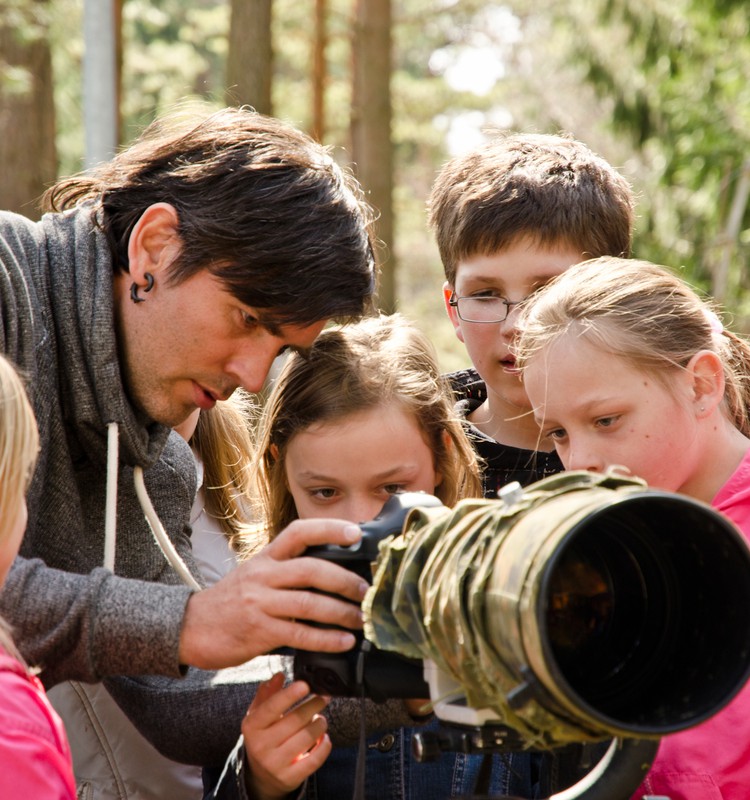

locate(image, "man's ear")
[[443, 281, 465, 343], [686, 349, 725, 416], [127, 203, 182, 283]]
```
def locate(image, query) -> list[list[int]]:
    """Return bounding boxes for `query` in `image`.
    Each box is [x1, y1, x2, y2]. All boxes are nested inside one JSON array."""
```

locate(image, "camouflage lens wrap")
[[363, 470, 655, 748]]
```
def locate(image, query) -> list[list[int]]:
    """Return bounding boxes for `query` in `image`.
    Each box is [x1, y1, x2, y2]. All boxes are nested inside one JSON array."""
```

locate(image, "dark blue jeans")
[[304, 720, 534, 800]]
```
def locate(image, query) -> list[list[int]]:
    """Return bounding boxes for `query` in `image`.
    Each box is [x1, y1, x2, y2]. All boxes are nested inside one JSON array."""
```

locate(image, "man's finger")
[[266, 518, 362, 560], [264, 616, 361, 654]]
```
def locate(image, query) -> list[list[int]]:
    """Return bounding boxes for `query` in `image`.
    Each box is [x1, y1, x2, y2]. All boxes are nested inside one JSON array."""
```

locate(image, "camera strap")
[[352, 640, 370, 800]]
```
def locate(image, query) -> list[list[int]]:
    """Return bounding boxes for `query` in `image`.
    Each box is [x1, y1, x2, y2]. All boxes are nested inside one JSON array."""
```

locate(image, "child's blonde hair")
[[0, 355, 39, 656], [190, 391, 257, 552], [516, 257, 750, 436], [246, 314, 482, 544], [0, 356, 39, 537]]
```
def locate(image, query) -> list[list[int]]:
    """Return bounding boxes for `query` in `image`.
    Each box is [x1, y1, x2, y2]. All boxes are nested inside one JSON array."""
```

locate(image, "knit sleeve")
[[0, 559, 194, 685]]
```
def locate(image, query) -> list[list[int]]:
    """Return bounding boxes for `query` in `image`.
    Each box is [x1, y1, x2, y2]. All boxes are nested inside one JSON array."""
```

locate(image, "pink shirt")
[[631, 447, 750, 800], [0, 647, 76, 799]]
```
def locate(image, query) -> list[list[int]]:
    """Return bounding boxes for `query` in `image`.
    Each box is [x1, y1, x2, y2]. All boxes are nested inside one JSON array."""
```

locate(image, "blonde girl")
[[217, 314, 536, 800], [248, 311, 482, 543], [0, 354, 76, 798], [515, 256, 750, 800]]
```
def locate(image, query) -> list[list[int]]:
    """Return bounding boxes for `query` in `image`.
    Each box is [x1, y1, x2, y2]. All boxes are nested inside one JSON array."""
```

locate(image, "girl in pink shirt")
[[517, 256, 750, 800], [0, 354, 76, 799]]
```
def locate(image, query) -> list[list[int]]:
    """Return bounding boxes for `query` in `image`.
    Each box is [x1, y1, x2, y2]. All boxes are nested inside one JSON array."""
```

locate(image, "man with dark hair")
[[0, 107, 378, 765]]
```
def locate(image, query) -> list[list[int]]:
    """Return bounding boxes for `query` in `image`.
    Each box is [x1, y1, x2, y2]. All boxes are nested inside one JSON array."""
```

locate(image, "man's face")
[[444, 238, 584, 412], [117, 267, 326, 427]]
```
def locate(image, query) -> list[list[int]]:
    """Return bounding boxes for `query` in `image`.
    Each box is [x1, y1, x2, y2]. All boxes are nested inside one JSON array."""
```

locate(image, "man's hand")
[[179, 518, 368, 669]]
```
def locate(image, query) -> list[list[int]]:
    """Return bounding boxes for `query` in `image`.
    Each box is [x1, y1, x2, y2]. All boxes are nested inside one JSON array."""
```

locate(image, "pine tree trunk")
[[0, 0, 57, 218], [226, 0, 273, 114], [350, 0, 394, 312]]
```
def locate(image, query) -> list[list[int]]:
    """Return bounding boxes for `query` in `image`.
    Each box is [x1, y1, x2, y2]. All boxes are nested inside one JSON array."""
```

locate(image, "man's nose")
[[225, 336, 284, 394]]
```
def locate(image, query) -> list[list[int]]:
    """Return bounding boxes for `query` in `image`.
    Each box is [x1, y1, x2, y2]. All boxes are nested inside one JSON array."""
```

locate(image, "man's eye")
[[241, 311, 259, 328]]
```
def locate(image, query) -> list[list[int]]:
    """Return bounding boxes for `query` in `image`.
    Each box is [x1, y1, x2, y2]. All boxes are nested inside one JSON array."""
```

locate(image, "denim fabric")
[[303, 719, 534, 800]]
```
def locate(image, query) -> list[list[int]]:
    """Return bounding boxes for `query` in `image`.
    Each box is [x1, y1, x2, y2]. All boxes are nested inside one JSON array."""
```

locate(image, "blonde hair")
[[0, 356, 39, 656], [243, 314, 482, 547], [191, 391, 258, 553], [516, 257, 750, 436]]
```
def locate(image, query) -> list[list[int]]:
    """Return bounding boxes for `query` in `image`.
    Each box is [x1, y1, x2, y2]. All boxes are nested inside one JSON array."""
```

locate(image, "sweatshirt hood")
[[39, 206, 169, 469]]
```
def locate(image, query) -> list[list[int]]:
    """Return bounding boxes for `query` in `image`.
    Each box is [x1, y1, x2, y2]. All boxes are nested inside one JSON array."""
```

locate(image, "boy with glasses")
[[429, 132, 635, 496], [427, 132, 635, 795]]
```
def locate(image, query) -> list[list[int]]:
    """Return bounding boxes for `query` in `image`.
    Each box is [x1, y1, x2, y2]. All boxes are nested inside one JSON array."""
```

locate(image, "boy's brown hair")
[[428, 133, 635, 285]]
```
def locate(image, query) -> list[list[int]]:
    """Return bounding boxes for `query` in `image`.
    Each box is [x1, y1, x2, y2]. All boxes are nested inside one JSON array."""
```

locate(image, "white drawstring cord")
[[103, 420, 201, 590], [103, 422, 119, 572], [133, 464, 202, 591]]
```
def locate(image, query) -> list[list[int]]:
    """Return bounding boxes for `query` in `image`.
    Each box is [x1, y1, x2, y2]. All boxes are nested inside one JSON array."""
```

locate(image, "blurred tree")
[[115, 0, 123, 142], [508, 0, 750, 307], [226, 0, 272, 112], [311, 0, 327, 141], [0, 0, 57, 217], [351, 0, 394, 312]]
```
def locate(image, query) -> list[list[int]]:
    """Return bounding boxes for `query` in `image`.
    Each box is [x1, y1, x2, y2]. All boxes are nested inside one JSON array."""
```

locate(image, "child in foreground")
[[211, 313, 536, 800], [516, 256, 750, 800], [0, 354, 76, 798]]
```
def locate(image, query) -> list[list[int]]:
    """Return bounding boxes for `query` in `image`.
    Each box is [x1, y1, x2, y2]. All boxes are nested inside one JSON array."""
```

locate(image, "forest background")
[[1, 0, 749, 372]]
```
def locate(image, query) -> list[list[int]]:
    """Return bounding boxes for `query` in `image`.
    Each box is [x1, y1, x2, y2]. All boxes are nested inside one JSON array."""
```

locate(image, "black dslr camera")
[[293, 492, 442, 703]]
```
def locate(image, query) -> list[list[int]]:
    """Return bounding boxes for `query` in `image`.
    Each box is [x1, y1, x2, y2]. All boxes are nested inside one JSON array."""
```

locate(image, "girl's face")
[[284, 402, 441, 523], [523, 333, 702, 493], [0, 498, 27, 585]]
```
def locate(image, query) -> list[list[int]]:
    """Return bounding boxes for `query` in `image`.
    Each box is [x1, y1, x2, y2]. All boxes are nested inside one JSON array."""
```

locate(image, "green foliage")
[[120, 0, 228, 140], [510, 0, 750, 307], [48, 0, 84, 174]]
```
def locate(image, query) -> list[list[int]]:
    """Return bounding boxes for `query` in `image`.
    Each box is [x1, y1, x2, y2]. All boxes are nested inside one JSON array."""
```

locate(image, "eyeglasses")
[[448, 292, 524, 323]]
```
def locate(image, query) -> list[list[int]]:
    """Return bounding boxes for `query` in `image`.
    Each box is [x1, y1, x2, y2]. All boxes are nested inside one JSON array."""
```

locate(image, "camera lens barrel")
[[489, 490, 750, 737], [364, 474, 750, 746]]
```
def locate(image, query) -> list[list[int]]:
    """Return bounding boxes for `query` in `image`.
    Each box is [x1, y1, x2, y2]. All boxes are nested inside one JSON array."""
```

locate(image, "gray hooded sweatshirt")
[[0, 207, 415, 770], [0, 205, 199, 681]]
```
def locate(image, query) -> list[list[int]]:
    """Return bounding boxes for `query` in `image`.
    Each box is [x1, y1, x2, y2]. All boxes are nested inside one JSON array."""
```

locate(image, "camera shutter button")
[[368, 733, 396, 752]]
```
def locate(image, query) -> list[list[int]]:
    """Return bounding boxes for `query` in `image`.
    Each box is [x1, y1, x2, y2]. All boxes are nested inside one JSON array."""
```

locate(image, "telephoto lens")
[[364, 471, 750, 747]]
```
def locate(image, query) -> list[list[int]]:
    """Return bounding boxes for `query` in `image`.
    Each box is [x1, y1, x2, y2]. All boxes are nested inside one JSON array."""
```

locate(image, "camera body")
[[293, 492, 443, 702]]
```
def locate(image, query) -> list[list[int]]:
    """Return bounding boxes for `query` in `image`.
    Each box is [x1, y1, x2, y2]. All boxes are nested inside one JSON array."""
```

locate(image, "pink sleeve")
[[0, 730, 77, 798], [0, 660, 76, 799]]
